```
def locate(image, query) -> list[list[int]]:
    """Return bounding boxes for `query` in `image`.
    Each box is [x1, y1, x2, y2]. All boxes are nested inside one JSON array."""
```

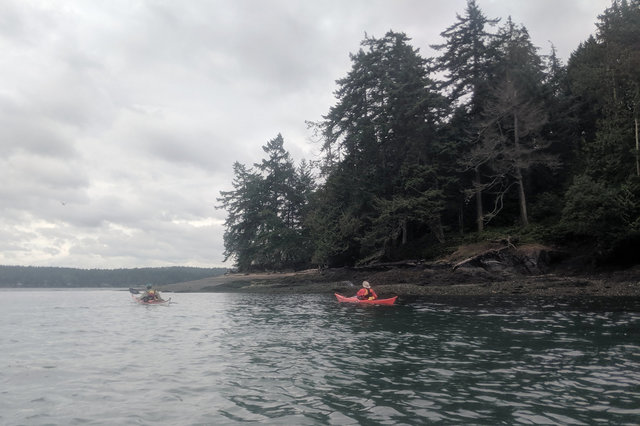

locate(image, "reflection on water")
[[0, 290, 639, 424]]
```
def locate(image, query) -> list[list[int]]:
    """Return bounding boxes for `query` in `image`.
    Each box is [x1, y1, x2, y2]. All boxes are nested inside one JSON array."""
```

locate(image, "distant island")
[[0, 265, 227, 288]]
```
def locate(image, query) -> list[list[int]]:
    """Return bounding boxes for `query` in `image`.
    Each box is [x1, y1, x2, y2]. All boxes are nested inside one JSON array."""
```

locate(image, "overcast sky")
[[0, 0, 610, 269]]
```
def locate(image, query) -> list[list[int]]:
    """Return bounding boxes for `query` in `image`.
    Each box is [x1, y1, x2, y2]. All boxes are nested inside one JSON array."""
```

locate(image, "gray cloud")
[[0, 0, 610, 268]]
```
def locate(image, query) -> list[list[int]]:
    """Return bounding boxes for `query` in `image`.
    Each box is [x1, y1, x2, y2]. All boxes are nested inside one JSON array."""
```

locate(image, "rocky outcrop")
[[450, 244, 558, 278]]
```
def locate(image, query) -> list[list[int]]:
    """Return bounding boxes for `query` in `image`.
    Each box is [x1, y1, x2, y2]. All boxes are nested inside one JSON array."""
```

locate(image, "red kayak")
[[335, 293, 397, 305]]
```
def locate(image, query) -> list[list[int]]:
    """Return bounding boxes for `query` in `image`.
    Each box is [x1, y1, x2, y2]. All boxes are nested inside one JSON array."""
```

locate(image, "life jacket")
[[357, 288, 377, 300], [142, 290, 157, 301]]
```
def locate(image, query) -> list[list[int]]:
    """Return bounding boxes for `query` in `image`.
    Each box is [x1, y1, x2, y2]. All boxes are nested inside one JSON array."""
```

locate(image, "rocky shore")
[[161, 243, 640, 298]]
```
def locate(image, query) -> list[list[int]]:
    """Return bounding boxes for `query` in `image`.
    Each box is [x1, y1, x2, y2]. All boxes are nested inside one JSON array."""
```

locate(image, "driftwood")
[[355, 260, 422, 270], [489, 235, 518, 249], [452, 246, 512, 271]]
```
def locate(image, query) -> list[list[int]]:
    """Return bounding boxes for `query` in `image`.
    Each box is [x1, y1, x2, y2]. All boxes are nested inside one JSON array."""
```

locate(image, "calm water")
[[1, 290, 639, 425]]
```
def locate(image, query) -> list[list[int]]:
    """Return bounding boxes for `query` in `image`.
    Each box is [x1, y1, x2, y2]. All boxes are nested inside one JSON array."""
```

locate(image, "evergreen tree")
[[561, 0, 640, 259], [568, 0, 640, 183], [362, 164, 445, 260], [539, 44, 574, 180], [468, 18, 555, 227], [217, 162, 263, 271], [316, 31, 447, 265], [560, 174, 638, 251], [218, 135, 313, 271], [431, 0, 499, 114], [432, 0, 499, 232]]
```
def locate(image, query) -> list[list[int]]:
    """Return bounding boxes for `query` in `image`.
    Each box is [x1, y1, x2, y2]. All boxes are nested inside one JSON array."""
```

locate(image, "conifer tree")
[[217, 162, 263, 271], [316, 31, 447, 264], [479, 18, 550, 226], [561, 0, 640, 257], [568, 0, 640, 182], [432, 0, 499, 232], [218, 135, 313, 271], [431, 0, 499, 114]]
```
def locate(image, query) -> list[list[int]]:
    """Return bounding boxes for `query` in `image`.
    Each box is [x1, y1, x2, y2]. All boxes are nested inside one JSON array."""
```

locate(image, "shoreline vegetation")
[[214, 2, 640, 293], [161, 243, 640, 298]]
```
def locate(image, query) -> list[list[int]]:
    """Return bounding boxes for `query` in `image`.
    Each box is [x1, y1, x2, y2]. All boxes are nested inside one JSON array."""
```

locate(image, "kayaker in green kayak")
[[356, 281, 378, 300]]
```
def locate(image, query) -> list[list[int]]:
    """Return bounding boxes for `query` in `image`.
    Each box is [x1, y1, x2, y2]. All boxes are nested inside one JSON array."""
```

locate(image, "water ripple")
[[0, 290, 639, 424]]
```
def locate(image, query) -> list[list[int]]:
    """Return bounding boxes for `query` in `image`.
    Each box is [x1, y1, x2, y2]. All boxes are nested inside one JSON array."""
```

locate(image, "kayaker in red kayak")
[[356, 281, 378, 300]]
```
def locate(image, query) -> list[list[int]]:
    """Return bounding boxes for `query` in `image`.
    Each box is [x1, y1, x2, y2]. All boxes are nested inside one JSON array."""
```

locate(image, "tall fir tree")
[[478, 17, 550, 226], [432, 0, 500, 232], [316, 31, 447, 265], [218, 135, 313, 271], [217, 162, 263, 271], [431, 0, 499, 114]]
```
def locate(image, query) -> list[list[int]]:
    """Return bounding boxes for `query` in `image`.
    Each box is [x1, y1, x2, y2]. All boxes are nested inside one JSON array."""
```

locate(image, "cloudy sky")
[[1, 0, 610, 269]]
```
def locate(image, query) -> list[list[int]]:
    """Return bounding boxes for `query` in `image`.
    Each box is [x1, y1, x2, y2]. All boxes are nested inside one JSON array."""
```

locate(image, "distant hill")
[[0, 265, 227, 288]]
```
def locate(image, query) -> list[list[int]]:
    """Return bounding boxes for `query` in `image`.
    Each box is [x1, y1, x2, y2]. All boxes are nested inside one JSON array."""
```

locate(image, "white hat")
[[362, 281, 371, 288]]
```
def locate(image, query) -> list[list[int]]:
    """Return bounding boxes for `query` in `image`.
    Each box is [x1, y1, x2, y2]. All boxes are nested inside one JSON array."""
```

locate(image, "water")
[[1, 290, 639, 425]]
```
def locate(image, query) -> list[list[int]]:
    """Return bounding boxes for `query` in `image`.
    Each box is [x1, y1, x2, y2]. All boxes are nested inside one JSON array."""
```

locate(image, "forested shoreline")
[[218, 0, 640, 272], [0, 265, 226, 288]]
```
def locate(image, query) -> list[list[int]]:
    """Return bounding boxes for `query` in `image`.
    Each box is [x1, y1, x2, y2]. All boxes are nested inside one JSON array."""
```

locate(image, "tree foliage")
[[569, 0, 640, 182], [559, 0, 640, 253], [316, 31, 448, 265], [431, 0, 499, 114], [217, 135, 313, 271], [218, 1, 640, 270], [431, 2, 499, 232]]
